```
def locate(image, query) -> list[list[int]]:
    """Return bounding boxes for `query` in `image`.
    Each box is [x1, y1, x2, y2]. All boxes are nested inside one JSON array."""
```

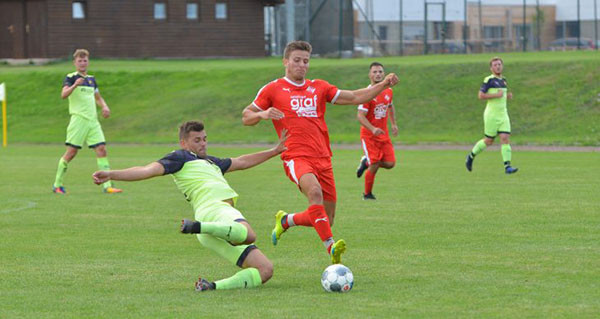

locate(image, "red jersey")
[[253, 77, 341, 160], [358, 87, 394, 142]]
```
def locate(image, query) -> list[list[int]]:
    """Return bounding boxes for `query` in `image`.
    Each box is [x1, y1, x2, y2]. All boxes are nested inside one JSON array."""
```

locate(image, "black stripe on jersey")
[[157, 149, 232, 175]]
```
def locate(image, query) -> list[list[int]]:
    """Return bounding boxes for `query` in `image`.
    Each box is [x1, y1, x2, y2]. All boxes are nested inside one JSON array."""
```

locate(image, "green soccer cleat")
[[330, 239, 346, 264], [271, 210, 288, 246]]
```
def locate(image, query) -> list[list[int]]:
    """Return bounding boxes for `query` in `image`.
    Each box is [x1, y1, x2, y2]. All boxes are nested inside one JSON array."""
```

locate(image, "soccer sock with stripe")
[[96, 157, 113, 188], [53, 157, 69, 188], [281, 208, 313, 229], [471, 139, 487, 157], [501, 144, 512, 165], [200, 221, 248, 244], [214, 267, 262, 290], [364, 169, 375, 194], [306, 204, 335, 253]]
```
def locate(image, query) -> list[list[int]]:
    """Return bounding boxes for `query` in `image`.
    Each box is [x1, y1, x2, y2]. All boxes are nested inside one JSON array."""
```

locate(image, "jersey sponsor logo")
[[290, 95, 318, 117], [314, 217, 328, 223], [374, 103, 388, 119], [306, 86, 316, 94], [282, 88, 291, 92], [384, 94, 390, 101]]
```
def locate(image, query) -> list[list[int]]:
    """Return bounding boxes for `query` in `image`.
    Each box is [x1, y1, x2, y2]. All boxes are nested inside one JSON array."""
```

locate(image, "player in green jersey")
[[53, 49, 122, 194], [92, 121, 287, 291], [466, 57, 518, 174]]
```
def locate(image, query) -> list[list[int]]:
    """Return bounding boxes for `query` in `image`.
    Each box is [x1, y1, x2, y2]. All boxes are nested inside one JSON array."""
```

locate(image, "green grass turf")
[[1, 144, 599, 318], [1, 50, 599, 145]]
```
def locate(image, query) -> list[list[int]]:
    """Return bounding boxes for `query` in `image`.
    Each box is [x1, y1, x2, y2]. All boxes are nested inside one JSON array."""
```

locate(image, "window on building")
[[72, 1, 86, 19], [378, 25, 388, 40], [154, 2, 167, 20], [483, 26, 504, 39], [186, 3, 199, 20], [215, 2, 227, 20]]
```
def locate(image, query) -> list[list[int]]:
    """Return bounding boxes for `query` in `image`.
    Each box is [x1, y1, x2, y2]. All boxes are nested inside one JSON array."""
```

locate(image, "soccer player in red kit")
[[355, 62, 398, 200], [242, 41, 398, 264]]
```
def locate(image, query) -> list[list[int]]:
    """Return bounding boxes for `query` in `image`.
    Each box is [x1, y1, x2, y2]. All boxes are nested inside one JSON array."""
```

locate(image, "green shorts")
[[195, 201, 255, 267], [65, 115, 106, 149], [483, 111, 511, 138]]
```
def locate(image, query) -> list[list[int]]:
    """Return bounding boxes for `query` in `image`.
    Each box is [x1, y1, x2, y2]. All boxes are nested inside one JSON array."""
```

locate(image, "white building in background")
[[355, 0, 600, 54]]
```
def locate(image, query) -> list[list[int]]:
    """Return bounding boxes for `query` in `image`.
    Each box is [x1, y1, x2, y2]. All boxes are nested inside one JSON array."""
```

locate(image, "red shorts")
[[282, 157, 337, 202], [360, 137, 396, 166]]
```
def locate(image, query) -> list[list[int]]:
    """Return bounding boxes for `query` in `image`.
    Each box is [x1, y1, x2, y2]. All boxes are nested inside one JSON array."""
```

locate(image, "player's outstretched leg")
[[181, 219, 248, 244], [271, 210, 288, 246], [330, 239, 346, 264], [356, 156, 369, 178]]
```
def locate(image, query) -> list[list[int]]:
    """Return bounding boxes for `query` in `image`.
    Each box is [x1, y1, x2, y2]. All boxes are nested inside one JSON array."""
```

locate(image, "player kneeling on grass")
[[92, 121, 287, 292]]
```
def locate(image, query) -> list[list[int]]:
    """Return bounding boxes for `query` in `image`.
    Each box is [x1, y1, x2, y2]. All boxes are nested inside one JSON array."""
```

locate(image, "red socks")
[[288, 204, 332, 241], [365, 169, 375, 194]]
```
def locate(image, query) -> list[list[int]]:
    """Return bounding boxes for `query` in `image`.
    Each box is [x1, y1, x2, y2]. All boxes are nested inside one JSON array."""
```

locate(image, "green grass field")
[[1, 51, 599, 145], [1, 144, 599, 318]]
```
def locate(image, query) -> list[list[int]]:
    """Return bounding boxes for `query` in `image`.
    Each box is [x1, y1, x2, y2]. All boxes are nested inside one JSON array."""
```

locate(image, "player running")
[[355, 62, 398, 200], [242, 41, 398, 264], [53, 49, 122, 194], [466, 57, 518, 174], [93, 121, 286, 292]]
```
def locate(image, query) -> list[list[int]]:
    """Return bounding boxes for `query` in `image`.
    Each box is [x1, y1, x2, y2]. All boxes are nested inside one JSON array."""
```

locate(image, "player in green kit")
[[466, 57, 518, 174], [92, 121, 287, 291], [53, 49, 122, 194]]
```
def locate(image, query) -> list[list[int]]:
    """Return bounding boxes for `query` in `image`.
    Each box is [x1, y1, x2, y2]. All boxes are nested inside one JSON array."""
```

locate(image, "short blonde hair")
[[73, 49, 90, 59], [283, 41, 312, 59], [489, 57, 503, 66]]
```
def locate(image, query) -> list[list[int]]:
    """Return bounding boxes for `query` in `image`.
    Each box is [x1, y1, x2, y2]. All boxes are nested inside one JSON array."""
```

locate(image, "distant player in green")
[[466, 57, 518, 174], [53, 49, 122, 194], [92, 121, 287, 291]]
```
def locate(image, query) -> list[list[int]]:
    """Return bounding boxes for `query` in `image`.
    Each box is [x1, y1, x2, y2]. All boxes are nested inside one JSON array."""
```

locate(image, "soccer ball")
[[321, 264, 353, 293]]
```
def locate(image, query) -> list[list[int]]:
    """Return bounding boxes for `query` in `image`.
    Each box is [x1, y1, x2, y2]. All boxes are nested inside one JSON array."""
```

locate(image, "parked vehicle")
[[548, 38, 596, 51]]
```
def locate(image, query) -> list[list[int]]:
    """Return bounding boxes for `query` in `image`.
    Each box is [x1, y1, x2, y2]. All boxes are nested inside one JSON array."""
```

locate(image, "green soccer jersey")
[[480, 74, 508, 115], [63, 72, 99, 120], [157, 150, 238, 212]]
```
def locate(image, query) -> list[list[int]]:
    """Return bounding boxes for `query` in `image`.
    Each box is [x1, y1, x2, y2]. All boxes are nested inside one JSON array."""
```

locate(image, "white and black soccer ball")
[[321, 264, 353, 293]]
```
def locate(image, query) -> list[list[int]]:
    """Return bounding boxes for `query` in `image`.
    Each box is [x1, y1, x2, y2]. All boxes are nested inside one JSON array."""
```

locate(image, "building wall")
[[45, 0, 267, 58]]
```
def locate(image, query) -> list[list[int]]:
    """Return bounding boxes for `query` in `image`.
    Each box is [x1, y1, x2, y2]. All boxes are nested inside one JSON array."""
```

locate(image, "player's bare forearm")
[[335, 73, 398, 105], [389, 105, 397, 123], [478, 91, 503, 100], [61, 85, 75, 99], [357, 112, 376, 132], [228, 130, 287, 172], [93, 162, 164, 184], [242, 105, 262, 126]]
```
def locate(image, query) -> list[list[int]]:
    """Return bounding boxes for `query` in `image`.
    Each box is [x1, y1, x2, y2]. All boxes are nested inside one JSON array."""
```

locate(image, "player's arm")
[[389, 104, 398, 136], [61, 77, 85, 99], [95, 91, 111, 118], [357, 110, 384, 136], [241, 104, 284, 126], [334, 73, 399, 105], [478, 90, 504, 100], [93, 162, 164, 184], [227, 130, 287, 172]]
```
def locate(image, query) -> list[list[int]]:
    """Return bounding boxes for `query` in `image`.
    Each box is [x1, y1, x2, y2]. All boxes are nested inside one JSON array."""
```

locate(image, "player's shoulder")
[[66, 71, 78, 78], [483, 74, 494, 83], [161, 149, 193, 161]]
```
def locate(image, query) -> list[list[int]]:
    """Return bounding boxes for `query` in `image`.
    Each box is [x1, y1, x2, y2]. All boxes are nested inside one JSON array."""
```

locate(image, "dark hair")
[[179, 121, 205, 140], [283, 41, 312, 59], [369, 62, 384, 70]]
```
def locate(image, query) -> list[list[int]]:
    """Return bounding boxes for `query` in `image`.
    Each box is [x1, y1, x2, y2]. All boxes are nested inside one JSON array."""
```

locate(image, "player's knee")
[[384, 161, 395, 169], [258, 259, 274, 283], [484, 139, 494, 146], [243, 228, 256, 245], [95, 146, 107, 157], [307, 186, 323, 203]]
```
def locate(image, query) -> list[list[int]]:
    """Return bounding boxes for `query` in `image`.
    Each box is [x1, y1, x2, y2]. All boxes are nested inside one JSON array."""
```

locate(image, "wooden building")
[[0, 0, 283, 59]]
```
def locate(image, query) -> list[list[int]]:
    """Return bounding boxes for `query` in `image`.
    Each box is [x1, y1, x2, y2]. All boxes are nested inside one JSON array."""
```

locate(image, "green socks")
[[53, 157, 69, 188], [215, 268, 262, 290], [471, 139, 487, 156], [501, 144, 512, 164], [96, 157, 112, 188], [201, 222, 248, 244]]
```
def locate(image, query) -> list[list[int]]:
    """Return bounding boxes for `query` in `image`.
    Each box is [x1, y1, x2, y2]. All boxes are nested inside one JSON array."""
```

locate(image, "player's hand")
[[260, 108, 284, 121], [273, 129, 288, 154], [101, 106, 110, 118], [372, 127, 385, 136], [383, 73, 399, 87], [73, 77, 85, 87], [496, 91, 505, 98], [507, 92, 513, 99], [391, 124, 399, 137], [92, 171, 111, 184]]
